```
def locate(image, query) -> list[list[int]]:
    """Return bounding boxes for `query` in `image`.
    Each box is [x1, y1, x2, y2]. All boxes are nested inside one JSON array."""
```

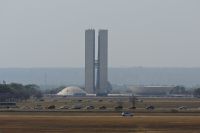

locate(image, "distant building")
[[57, 86, 87, 97], [96, 30, 109, 95], [0, 102, 16, 108], [0, 93, 16, 102], [85, 29, 95, 94], [129, 86, 174, 96], [85, 29, 111, 96]]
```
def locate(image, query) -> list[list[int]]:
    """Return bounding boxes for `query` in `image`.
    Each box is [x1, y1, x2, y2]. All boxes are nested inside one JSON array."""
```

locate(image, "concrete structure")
[[129, 86, 175, 96], [96, 30, 109, 95], [85, 29, 95, 93], [57, 86, 87, 96], [85, 29, 111, 96], [0, 102, 16, 108]]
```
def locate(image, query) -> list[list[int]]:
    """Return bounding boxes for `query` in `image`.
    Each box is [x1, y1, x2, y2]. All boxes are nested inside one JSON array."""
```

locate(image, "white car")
[[178, 106, 187, 110], [59, 106, 69, 109], [121, 112, 134, 116]]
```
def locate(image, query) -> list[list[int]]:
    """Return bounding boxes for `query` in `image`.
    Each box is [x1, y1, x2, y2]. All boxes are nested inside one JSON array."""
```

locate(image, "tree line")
[[170, 86, 200, 97], [0, 83, 42, 101]]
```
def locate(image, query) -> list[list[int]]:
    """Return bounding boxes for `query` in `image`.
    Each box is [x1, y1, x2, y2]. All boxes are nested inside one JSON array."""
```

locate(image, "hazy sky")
[[0, 0, 200, 68]]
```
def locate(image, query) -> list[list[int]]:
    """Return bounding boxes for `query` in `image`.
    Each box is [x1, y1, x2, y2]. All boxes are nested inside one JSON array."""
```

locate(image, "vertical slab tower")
[[96, 30, 108, 95], [85, 29, 95, 93]]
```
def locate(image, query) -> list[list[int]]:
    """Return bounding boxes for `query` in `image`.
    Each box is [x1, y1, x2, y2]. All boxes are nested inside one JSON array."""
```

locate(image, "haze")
[[0, 0, 200, 68]]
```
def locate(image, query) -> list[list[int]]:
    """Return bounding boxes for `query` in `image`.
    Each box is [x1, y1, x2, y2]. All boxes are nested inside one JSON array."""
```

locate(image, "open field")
[[1, 97, 200, 132], [2, 97, 199, 113], [0, 115, 200, 133]]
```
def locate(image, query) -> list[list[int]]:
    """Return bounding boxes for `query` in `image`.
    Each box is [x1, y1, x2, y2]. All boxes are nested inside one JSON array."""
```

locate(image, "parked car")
[[47, 105, 56, 109], [128, 106, 136, 109], [99, 106, 106, 110], [59, 106, 69, 109], [86, 106, 95, 110], [121, 112, 134, 116], [178, 106, 187, 110], [71, 105, 83, 109], [136, 99, 143, 102], [78, 99, 82, 102], [146, 105, 155, 110], [98, 99, 103, 102]]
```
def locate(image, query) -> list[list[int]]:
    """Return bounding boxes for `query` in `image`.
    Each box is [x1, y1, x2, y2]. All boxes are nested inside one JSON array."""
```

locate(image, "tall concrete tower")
[[96, 30, 109, 96], [85, 29, 111, 96], [85, 29, 95, 93]]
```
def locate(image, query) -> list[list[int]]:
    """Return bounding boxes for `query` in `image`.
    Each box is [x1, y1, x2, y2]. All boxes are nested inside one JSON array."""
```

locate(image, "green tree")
[[193, 88, 200, 97], [25, 84, 43, 98], [0, 83, 43, 101], [170, 86, 186, 94]]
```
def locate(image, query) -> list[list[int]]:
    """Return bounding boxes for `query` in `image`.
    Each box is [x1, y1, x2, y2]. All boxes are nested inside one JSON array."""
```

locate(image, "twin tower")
[[85, 29, 111, 96]]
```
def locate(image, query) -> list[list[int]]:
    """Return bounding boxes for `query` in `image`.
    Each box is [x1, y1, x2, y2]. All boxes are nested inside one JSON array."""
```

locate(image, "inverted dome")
[[57, 86, 87, 96]]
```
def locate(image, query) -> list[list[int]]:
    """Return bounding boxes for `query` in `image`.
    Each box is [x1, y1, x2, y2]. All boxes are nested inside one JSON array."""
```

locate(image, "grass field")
[[0, 97, 200, 133], [0, 115, 200, 133]]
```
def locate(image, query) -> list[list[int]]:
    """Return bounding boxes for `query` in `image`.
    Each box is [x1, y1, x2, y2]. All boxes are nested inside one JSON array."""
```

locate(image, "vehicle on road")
[[86, 105, 95, 110], [71, 105, 83, 109], [121, 112, 134, 116], [128, 106, 136, 109], [146, 105, 155, 110], [178, 106, 187, 110], [59, 106, 69, 109], [99, 106, 106, 110], [47, 105, 56, 109]]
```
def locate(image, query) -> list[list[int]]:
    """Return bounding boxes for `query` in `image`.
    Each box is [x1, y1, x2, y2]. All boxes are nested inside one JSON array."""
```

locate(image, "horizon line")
[[1, 66, 200, 69]]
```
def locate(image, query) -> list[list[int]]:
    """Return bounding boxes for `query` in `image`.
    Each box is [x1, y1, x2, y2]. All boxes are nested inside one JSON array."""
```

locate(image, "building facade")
[[85, 29, 95, 93], [85, 29, 110, 95], [96, 30, 108, 95]]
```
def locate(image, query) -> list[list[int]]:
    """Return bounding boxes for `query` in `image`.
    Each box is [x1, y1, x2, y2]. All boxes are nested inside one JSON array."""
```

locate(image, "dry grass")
[[1, 97, 200, 132], [16, 97, 200, 110], [0, 115, 200, 133]]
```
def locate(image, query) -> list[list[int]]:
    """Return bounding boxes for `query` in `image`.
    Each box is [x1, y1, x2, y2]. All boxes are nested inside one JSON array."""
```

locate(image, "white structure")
[[85, 29, 110, 96], [57, 86, 87, 96], [85, 29, 95, 93], [129, 86, 174, 96]]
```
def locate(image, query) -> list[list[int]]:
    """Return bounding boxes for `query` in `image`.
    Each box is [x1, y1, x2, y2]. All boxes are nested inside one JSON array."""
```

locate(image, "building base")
[[96, 93, 108, 97]]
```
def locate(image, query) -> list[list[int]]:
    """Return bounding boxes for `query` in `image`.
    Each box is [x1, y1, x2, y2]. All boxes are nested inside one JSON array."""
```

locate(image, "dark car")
[[47, 105, 56, 109], [146, 105, 155, 110], [71, 105, 83, 109], [86, 106, 95, 110], [99, 106, 106, 110], [128, 106, 136, 109]]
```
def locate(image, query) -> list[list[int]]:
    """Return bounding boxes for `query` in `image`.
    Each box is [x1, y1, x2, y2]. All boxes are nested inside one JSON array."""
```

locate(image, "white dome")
[[57, 86, 87, 96]]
